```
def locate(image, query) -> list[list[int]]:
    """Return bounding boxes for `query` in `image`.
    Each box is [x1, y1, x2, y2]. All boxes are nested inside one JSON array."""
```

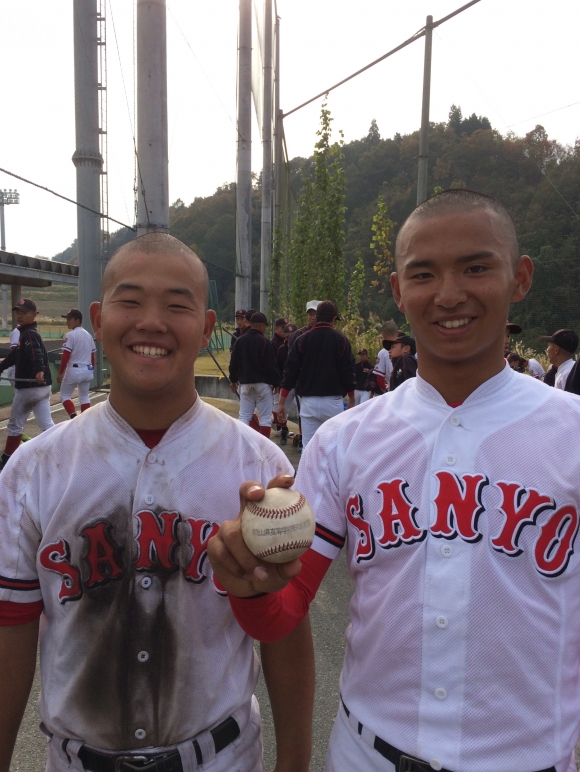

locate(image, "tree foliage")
[[369, 195, 395, 293]]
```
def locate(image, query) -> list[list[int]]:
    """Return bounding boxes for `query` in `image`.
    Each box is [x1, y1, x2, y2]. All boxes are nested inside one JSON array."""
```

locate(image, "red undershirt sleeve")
[[59, 349, 71, 375], [0, 600, 44, 626], [280, 388, 290, 398], [91, 351, 95, 368], [228, 548, 332, 643], [376, 374, 386, 391]]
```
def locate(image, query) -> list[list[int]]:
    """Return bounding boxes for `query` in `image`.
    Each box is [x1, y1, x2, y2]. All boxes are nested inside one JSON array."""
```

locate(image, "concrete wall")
[[194, 374, 299, 421]]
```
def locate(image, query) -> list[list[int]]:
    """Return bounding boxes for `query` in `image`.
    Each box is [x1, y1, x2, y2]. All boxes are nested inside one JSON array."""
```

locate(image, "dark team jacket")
[[287, 324, 311, 351], [281, 324, 356, 397], [544, 365, 557, 387], [276, 340, 290, 376], [354, 360, 374, 391], [565, 360, 579, 394], [229, 325, 246, 353], [0, 322, 52, 390], [271, 332, 286, 357], [229, 328, 280, 386], [389, 354, 418, 392]]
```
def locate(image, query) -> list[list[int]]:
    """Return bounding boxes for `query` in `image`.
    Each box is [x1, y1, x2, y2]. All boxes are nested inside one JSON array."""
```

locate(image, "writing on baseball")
[[242, 488, 315, 563]]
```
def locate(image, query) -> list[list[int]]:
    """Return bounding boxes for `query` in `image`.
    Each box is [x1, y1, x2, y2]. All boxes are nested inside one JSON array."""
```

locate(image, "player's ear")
[[390, 272, 406, 313], [510, 255, 534, 303], [200, 309, 217, 350], [90, 301, 103, 342]]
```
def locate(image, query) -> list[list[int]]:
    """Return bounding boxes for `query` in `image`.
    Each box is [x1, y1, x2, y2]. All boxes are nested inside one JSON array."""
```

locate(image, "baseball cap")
[[306, 300, 321, 312], [12, 298, 36, 312], [274, 317, 288, 328], [245, 309, 257, 321], [393, 334, 417, 356], [358, 348, 368, 355], [506, 321, 522, 334], [62, 308, 82, 321], [235, 309, 246, 317], [250, 312, 269, 325], [316, 300, 341, 321], [284, 322, 298, 334], [540, 329, 579, 353]]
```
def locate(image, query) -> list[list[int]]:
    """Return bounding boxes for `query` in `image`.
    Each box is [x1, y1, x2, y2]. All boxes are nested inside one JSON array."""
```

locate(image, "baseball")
[[241, 487, 315, 563]]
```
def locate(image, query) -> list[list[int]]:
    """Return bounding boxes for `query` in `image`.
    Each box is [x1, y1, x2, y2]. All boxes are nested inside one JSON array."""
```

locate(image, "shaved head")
[[101, 233, 209, 306], [395, 190, 519, 268]]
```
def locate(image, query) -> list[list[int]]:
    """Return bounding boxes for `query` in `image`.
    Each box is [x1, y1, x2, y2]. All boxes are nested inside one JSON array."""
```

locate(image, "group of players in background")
[[228, 302, 580, 453]]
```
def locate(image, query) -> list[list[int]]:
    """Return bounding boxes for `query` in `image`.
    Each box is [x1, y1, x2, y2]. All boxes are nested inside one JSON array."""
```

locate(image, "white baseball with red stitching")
[[241, 487, 315, 563]]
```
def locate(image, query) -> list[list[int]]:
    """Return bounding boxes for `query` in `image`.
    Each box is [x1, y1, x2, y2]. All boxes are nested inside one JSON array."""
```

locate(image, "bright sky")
[[0, 0, 578, 259]]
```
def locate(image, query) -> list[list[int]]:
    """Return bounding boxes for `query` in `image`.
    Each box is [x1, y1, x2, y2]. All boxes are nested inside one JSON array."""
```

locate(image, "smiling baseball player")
[[0, 234, 313, 772], [210, 189, 580, 772], [57, 308, 96, 418]]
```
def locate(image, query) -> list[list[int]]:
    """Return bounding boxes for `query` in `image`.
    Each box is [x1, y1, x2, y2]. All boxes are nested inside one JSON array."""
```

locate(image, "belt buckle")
[[114, 756, 150, 772], [398, 754, 430, 772]]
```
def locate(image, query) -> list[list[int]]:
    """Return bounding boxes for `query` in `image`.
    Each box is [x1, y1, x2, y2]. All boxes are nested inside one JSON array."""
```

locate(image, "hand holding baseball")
[[208, 474, 303, 598]]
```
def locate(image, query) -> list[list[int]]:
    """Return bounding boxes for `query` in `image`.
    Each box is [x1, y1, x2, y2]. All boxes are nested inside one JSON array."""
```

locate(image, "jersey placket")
[[417, 407, 476, 770]]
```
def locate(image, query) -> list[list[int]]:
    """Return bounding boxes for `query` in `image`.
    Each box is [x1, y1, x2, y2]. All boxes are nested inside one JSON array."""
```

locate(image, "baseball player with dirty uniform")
[[210, 189, 580, 772], [0, 234, 314, 772], [57, 308, 96, 419]]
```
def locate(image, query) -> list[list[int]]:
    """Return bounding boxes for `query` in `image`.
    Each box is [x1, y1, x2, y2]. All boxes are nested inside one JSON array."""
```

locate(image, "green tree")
[[369, 195, 395, 293], [288, 102, 346, 320]]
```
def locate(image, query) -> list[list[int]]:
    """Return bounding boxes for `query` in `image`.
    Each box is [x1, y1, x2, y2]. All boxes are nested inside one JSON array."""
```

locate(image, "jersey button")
[[450, 415, 461, 426], [144, 494, 155, 505], [134, 728, 147, 740], [444, 454, 456, 465], [148, 454, 157, 464], [141, 576, 152, 589], [440, 545, 453, 558], [430, 760, 443, 771], [434, 688, 447, 700], [137, 651, 149, 662], [435, 615, 448, 629]]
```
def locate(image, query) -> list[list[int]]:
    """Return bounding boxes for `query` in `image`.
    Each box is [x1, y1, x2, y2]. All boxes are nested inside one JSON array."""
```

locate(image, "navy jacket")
[[281, 324, 356, 397], [229, 328, 280, 386], [0, 322, 52, 389]]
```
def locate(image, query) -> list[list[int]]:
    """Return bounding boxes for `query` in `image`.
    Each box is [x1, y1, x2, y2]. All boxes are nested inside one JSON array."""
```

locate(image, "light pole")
[[0, 189, 19, 252]]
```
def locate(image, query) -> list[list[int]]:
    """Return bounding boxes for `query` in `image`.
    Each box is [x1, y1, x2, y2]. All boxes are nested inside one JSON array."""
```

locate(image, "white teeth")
[[132, 345, 168, 358], [440, 318, 470, 329]]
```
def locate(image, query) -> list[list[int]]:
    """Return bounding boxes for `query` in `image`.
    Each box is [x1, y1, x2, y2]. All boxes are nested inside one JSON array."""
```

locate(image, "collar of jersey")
[[414, 361, 515, 409], [104, 394, 203, 448]]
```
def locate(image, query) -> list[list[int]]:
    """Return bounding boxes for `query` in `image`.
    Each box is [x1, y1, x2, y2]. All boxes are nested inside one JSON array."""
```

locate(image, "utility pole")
[[236, 0, 252, 312], [273, 13, 283, 314], [0, 189, 19, 251], [72, 0, 103, 383], [416, 14, 433, 206], [260, 0, 273, 314], [136, 0, 169, 235]]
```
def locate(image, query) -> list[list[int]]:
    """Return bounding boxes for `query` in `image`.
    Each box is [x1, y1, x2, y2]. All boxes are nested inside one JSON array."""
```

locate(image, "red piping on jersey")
[[228, 548, 331, 643], [59, 349, 71, 375]]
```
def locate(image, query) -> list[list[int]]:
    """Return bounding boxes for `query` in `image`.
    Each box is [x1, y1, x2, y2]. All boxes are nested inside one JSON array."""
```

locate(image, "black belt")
[[76, 716, 240, 772], [341, 700, 555, 772]]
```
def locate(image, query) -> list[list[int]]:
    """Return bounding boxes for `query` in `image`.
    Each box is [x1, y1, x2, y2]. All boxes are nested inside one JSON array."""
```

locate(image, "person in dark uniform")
[[354, 349, 373, 405], [271, 317, 288, 357], [388, 334, 418, 391], [274, 322, 298, 445], [229, 312, 280, 438], [287, 301, 320, 351], [229, 309, 247, 353]]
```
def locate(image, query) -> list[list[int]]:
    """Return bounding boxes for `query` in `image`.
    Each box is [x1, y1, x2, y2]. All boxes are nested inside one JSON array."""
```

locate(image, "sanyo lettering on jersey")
[[347, 472, 579, 577], [38, 513, 223, 603]]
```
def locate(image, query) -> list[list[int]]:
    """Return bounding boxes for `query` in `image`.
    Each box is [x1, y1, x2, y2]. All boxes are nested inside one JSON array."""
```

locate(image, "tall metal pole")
[[273, 14, 282, 236], [73, 0, 104, 384], [417, 15, 433, 206], [236, 0, 252, 312], [0, 203, 5, 251], [136, 0, 169, 235], [260, 0, 273, 314]]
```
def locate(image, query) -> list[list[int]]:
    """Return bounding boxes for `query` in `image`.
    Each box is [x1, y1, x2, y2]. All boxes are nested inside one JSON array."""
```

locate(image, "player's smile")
[[130, 344, 170, 358]]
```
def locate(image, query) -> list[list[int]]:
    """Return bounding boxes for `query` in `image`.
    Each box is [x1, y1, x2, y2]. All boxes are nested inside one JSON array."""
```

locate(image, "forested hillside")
[[54, 106, 580, 346]]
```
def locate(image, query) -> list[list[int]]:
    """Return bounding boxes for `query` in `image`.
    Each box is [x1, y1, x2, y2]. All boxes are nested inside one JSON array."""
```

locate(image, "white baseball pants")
[[7, 385, 54, 436], [46, 697, 264, 772], [299, 395, 344, 448], [354, 389, 371, 406], [238, 383, 273, 427], [60, 367, 93, 405]]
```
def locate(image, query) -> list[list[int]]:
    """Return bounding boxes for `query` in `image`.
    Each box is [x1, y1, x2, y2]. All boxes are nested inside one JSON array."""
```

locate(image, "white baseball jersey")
[[296, 366, 580, 772], [62, 325, 96, 367], [554, 357, 574, 390], [0, 398, 292, 752], [5, 326, 20, 380], [527, 357, 545, 379], [372, 347, 392, 383]]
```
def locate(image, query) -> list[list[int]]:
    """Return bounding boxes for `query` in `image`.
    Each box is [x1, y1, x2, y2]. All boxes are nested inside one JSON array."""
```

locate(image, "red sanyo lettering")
[[430, 472, 488, 542], [491, 483, 554, 556], [38, 539, 83, 603], [345, 494, 375, 562], [81, 521, 124, 588], [184, 518, 219, 583], [134, 511, 180, 571], [376, 480, 426, 549], [534, 505, 580, 577]]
